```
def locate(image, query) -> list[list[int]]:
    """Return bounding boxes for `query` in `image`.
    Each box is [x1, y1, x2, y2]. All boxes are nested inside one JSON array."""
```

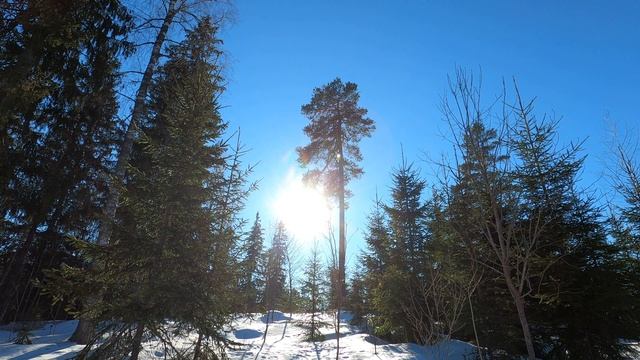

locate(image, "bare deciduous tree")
[[441, 69, 573, 360], [402, 264, 482, 360]]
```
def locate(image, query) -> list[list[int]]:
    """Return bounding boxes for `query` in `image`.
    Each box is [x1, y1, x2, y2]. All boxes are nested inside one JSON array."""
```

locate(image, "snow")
[[0, 313, 477, 359], [226, 311, 477, 360], [0, 320, 83, 359]]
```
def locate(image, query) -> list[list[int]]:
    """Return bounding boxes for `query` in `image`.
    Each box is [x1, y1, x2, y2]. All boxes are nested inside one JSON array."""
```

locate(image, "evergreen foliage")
[[0, 0, 131, 323], [297, 79, 375, 198], [45, 18, 246, 359], [300, 242, 326, 341], [352, 72, 640, 359], [263, 222, 288, 313], [238, 213, 266, 313], [2, 5, 640, 358], [297, 78, 376, 358]]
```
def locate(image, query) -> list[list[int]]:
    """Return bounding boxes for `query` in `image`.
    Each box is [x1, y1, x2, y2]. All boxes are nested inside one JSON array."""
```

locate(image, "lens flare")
[[272, 170, 332, 242]]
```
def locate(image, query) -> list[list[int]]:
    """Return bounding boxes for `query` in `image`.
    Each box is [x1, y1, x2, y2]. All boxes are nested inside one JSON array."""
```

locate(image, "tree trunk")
[[193, 332, 203, 360], [468, 294, 484, 360], [492, 200, 536, 359], [68, 259, 97, 344], [288, 275, 293, 318], [0, 222, 37, 290], [97, 0, 178, 247], [336, 130, 345, 360], [130, 324, 145, 360], [311, 292, 316, 339], [512, 291, 536, 359], [69, 314, 95, 344], [287, 253, 293, 317], [504, 269, 536, 360], [71, 0, 178, 344], [262, 309, 271, 346]]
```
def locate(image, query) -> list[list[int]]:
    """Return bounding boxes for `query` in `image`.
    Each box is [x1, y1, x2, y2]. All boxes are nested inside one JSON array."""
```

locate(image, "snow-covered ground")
[[226, 311, 476, 360], [0, 313, 474, 359], [3, 313, 639, 359], [0, 320, 84, 359]]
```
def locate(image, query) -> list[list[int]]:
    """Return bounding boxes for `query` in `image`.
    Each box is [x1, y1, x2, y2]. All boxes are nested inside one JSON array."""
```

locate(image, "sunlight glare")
[[272, 170, 332, 242]]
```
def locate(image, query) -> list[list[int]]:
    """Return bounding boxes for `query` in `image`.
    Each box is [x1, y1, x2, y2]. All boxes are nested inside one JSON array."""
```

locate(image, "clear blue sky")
[[218, 0, 640, 267]]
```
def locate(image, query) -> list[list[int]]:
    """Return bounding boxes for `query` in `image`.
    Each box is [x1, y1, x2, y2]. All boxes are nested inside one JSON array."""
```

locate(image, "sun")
[[272, 170, 332, 242]]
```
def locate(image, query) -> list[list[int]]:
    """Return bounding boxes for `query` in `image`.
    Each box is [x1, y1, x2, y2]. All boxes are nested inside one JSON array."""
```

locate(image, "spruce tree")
[[525, 124, 640, 358], [361, 196, 391, 277], [610, 140, 640, 258], [369, 157, 429, 343], [48, 19, 240, 359], [264, 221, 288, 316], [239, 213, 266, 312], [384, 158, 428, 274], [346, 266, 367, 325], [301, 242, 325, 341], [507, 90, 640, 359], [440, 74, 640, 359], [358, 196, 390, 328], [0, 0, 131, 323]]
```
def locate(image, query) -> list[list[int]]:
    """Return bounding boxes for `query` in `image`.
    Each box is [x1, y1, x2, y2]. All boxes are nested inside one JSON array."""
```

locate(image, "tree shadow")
[[259, 311, 291, 323], [282, 320, 288, 339], [233, 329, 263, 340], [0, 342, 80, 359], [363, 334, 387, 345], [312, 340, 322, 360]]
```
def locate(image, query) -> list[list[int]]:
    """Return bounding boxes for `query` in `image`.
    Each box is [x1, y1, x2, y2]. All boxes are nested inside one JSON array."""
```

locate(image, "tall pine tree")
[[297, 78, 375, 356]]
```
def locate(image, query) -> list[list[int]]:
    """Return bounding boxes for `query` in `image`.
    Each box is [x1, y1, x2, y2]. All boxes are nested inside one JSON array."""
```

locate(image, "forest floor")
[[226, 311, 476, 359], [0, 311, 475, 359], [6, 311, 636, 359]]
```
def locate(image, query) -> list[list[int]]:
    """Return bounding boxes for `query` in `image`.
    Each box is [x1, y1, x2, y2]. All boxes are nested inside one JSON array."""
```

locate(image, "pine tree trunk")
[[336, 134, 345, 360], [71, 0, 178, 344]]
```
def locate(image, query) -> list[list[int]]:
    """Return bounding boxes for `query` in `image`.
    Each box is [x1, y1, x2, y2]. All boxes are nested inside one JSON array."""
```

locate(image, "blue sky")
[[218, 0, 640, 266]]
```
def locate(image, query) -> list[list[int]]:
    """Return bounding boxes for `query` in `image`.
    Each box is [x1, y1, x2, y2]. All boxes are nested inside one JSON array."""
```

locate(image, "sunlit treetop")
[[297, 78, 375, 199]]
